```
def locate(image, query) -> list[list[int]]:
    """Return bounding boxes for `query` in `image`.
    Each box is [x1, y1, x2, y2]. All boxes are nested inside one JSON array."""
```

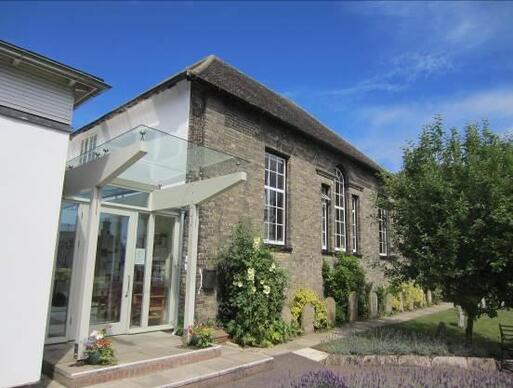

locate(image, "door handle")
[[125, 275, 131, 298]]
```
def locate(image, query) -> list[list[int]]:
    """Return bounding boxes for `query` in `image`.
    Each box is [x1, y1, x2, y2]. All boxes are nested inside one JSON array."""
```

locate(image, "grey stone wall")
[[187, 81, 387, 322]]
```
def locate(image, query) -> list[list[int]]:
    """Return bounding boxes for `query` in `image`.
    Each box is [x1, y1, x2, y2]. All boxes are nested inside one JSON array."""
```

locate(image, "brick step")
[[93, 348, 274, 388], [44, 345, 222, 387]]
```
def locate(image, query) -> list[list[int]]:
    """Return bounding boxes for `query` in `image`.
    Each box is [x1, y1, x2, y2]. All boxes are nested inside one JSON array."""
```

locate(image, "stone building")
[[69, 55, 389, 328]]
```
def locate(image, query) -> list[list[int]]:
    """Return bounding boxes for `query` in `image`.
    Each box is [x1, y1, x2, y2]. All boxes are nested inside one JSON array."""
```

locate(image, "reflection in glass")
[[148, 216, 173, 326], [48, 202, 78, 338], [90, 213, 128, 325], [130, 214, 148, 327]]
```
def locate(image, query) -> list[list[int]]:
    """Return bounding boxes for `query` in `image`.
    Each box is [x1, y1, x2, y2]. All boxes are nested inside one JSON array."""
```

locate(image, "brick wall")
[[186, 81, 387, 322]]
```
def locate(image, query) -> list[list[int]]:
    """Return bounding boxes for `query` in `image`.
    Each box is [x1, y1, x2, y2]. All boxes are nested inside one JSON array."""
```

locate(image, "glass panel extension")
[[48, 201, 78, 338], [148, 215, 174, 326], [90, 213, 129, 325]]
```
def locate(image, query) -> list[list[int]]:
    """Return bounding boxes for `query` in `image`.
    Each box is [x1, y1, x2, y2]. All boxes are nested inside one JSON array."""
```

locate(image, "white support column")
[[183, 204, 199, 332], [73, 186, 102, 359], [169, 215, 183, 328]]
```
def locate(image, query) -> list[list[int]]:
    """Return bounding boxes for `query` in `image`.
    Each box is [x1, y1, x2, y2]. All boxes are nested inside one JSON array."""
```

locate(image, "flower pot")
[[87, 351, 102, 365]]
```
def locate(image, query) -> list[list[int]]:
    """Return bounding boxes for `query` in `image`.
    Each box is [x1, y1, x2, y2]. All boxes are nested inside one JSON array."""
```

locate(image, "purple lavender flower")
[[290, 369, 347, 388]]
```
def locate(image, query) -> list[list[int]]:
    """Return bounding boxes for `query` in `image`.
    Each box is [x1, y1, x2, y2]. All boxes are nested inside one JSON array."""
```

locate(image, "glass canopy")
[[67, 125, 246, 187]]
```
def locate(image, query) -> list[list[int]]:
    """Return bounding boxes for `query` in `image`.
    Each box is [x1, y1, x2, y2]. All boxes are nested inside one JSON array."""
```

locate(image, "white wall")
[[69, 80, 191, 159], [0, 115, 69, 387]]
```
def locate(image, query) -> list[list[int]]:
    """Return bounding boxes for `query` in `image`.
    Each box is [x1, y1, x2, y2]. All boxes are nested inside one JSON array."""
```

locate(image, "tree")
[[380, 116, 513, 345]]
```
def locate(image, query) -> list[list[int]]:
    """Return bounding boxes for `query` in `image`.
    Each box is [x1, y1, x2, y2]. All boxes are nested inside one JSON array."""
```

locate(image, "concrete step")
[[44, 345, 222, 387], [92, 348, 273, 388]]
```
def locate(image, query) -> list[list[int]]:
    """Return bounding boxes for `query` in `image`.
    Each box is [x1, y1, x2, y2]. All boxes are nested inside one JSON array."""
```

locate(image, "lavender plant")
[[290, 370, 347, 388]]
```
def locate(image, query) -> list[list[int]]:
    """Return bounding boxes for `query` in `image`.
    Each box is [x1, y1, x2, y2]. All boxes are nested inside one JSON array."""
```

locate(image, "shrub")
[[322, 254, 366, 324], [188, 324, 214, 349], [390, 281, 425, 311], [217, 224, 294, 347], [290, 288, 330, 330], [375, 285, 388, 316], [290, 370, 348, 388]]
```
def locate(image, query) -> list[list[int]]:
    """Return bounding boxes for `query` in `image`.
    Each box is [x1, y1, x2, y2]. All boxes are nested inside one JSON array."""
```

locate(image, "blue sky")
[[2, 1, 513, 171]]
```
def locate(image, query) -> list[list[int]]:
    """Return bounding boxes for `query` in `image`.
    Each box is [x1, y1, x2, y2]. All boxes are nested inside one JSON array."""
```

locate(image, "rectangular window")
[[378, 208, 388, 256], [321, 185, 330, 250], [79, 134, 97, 165], [264, 152, 286, 244], [334, 171, 346, 251], [351, 195, 359, 253]]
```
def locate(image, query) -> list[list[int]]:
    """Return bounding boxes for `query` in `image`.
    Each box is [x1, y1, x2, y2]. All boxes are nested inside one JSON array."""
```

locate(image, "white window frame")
[[321, 185, 330, 251], [79, 134, 98, 165], [351, 195, 359, 254], [334, 169, 347, 251], [378, 208, 388, 256], [264, 152, 286, 245]]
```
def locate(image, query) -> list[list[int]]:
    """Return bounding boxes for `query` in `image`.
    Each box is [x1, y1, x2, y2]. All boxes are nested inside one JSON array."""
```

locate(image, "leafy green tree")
[[380, 116, 513, 345]]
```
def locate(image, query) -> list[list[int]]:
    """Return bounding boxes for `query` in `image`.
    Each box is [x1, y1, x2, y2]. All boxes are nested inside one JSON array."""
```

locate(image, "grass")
[[318, 307, 513, 358]]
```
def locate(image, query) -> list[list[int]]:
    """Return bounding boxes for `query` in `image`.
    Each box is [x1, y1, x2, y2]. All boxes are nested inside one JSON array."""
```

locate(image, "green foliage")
[[376, 285, 388, 316], [318, 327, 450, 356], [380, 116, 513, 343], [217, 223, 295, 347], [389, 281, 426, 311], [290, 288, 330, 330], [188, 324, 214, 349], [322, 255, 366, 324]]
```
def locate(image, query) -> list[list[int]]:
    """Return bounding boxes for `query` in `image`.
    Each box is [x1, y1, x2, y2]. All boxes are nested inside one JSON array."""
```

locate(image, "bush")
[[290, 288, 330, 330], [188, 324, 214, 349], [217, 224, 295, 347], [390, 281, 425, 311], [291, 370, 348, 388], [322, 254, 366, 324], [375, 285, 388, 316]]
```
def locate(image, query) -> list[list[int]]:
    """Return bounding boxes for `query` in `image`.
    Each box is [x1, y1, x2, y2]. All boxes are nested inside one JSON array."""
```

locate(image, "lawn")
[[318, 307, 513, 358]]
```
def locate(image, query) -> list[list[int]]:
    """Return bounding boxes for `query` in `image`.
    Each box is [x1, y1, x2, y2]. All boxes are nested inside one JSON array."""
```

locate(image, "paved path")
[[240, 302, 453, 357]]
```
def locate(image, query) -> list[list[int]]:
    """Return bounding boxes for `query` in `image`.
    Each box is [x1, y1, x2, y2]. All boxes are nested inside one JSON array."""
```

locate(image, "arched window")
[[334, 168, 347, 251]]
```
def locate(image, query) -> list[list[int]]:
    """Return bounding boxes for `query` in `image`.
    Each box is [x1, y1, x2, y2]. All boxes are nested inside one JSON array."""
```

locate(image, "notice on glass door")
[[135, 248, 146, 265]]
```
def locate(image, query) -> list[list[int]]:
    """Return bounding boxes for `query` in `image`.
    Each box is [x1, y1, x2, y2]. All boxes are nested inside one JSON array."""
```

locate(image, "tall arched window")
[[334, 168, 347, 251]]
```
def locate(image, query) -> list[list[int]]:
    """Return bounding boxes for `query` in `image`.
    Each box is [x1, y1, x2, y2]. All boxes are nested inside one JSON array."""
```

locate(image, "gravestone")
[[398, 292, 404, 312], [369, 292, 378, 319], [301, 303, 315, 334], [325, 297, 336, 326], [457, 305, 466, 328], [348, 292, 358, 322], [426, 290, 433, 306], [281, 306, 293, 324], [385, 294, 393, 315]]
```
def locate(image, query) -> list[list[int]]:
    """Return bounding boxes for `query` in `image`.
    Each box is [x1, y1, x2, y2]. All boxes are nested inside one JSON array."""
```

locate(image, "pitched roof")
[[77, 55, 381, 171]]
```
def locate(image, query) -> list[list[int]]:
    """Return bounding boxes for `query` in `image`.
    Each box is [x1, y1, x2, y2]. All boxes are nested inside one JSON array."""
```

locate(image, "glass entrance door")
[[90, 209, 136, 334]]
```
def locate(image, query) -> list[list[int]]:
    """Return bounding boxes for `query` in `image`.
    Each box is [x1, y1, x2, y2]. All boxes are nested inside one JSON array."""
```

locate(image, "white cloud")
[[350, 88, 513, 171]]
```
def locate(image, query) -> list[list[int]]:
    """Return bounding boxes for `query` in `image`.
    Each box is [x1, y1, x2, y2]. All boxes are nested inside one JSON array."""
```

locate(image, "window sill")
[[321, 250, 338, 256], [265, 244, 293, 253]]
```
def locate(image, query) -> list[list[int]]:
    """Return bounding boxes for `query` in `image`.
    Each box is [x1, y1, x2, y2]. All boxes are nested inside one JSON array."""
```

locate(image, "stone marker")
[[301, 303, 315, 334], [348, 291, 358, 322], [281, 306, 293, 324], [398, 292, 404, 312], [325, 297, 336, 326], [385, 293, 393, 315], [426, 290, 433, 306], [457, 305, 466, 328], [369, 292, 378, 319]]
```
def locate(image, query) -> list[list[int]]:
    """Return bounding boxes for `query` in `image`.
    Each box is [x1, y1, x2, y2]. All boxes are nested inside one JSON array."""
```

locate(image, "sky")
[[2, 1, 513, 171]]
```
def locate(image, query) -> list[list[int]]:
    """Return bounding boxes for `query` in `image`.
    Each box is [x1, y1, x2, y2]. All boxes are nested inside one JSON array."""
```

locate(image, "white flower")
[[270, 263, 276, 272], [247, 268, 255, 281], [251, 286, 256, 293], [263, 285, 271, 296], [253, 237, 262, 249], [237, 281, 243, 288], [89, 330, 103, 340], [260, 280, 265, 285]]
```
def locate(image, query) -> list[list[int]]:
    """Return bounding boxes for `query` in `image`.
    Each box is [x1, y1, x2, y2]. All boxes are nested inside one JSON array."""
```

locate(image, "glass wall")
[[148, 215, 174, 326], [48, 201, 78, 338], [90, 213, 129, 325], [130, 214, 149, 327]]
